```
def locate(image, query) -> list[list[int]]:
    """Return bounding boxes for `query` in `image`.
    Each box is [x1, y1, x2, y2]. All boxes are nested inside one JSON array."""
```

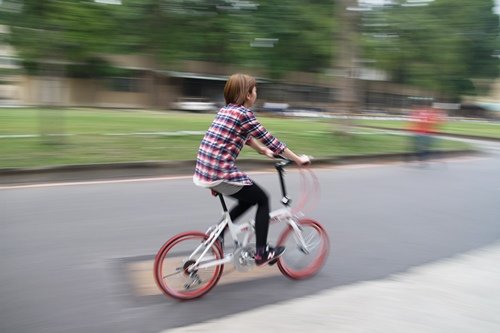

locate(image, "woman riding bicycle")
[[193, 73, 310, 266]]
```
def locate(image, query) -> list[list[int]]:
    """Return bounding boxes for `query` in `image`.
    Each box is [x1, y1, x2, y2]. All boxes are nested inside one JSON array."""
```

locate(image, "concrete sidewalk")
[[164, 240, 500, 333]]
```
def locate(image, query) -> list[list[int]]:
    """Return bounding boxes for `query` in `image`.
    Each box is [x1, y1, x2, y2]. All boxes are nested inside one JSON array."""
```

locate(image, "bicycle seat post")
[[218, 193, 228, 212], [211, 189, 228, 212]]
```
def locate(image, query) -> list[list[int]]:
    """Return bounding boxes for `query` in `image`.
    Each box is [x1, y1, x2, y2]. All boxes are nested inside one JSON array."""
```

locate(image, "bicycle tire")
[[276, 218, 329, 280], [154, 231, 224, 300]]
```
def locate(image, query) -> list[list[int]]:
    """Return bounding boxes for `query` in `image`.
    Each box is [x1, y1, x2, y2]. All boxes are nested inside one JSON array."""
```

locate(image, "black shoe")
[[254, 245, 285, 266]]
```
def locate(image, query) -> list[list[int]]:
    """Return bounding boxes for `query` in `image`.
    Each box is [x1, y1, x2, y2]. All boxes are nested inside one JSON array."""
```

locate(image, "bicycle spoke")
[[277, 219, 329, 280], [154, 231, 224, 300], [162, 267, 183, 279], [304, 233, 321, 250]]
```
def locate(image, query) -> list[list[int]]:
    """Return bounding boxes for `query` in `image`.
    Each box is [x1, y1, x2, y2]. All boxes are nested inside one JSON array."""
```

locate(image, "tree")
[[250, 0, 334, 78], [3, 0, 116, 72], [111, 0, 334, 77], [361, 0, 499, 101], [1, 0, 336, 78], [0, 0, 118, 143]]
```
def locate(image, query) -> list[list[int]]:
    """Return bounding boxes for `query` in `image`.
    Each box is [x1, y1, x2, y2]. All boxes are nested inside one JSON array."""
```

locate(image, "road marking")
[[0, 175, 193, 190], [335, 163, 383, 169], [0, 171, 276, 190], [127, 258, 279, 297], [0, 131, 206, 139]]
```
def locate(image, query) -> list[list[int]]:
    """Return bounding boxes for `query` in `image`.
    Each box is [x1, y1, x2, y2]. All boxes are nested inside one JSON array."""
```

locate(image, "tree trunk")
[[332, 0, 361, 136]]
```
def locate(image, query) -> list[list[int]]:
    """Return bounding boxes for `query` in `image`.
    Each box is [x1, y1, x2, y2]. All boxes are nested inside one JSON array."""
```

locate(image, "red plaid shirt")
[[193, 104, 286, 186]]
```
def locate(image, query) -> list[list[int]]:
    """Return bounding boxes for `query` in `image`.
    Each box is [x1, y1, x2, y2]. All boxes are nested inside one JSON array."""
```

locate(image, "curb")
[[0, 150, 479, 186]]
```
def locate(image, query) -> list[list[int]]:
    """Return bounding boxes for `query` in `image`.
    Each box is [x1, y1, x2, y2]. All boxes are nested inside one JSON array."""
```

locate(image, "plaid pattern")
[[194, 104, 286, 186]]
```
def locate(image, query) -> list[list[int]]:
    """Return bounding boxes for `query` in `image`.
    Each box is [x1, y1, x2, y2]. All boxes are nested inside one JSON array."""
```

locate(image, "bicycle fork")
[[289, 219, 311, 255]]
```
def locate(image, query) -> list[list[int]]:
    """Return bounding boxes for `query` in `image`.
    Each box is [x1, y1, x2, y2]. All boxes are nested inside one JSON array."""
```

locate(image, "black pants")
[[228, 182, 269, 249]]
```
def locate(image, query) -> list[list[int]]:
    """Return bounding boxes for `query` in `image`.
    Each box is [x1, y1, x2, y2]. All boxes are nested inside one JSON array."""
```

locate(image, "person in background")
[[407, 99, 446, 163]]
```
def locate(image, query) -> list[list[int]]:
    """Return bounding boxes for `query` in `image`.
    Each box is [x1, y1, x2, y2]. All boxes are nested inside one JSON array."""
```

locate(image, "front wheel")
[[154, 231, 224, 300], [276, 218, 329, 280]]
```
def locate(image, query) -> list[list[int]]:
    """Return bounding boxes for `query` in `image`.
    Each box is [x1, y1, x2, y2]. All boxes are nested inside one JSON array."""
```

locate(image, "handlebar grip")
[[273, 154, 312, 166], [302, 155, 313, 166]]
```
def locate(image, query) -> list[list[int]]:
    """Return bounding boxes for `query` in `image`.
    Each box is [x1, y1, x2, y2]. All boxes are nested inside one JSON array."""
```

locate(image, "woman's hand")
[[280, 148, 311, 166], [296, 154, 311, 166], [263, 148, 275, 159]]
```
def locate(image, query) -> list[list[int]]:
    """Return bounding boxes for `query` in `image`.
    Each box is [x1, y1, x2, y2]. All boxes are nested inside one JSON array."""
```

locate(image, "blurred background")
[[1, 2, 500, 333], [0, 0, 498, 116]]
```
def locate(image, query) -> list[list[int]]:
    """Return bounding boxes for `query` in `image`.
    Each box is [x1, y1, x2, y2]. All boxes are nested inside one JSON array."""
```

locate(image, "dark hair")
[[223, 73, 256, 105]]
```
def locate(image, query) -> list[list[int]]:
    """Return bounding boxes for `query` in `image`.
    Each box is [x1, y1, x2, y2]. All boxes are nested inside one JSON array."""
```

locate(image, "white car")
[[171, 97, 217, 112]]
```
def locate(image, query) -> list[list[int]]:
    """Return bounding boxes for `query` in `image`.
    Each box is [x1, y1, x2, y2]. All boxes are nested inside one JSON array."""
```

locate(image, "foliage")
[[107, 0, 334, 77], [0, 0, 497, 98], [4, 1, 115, 61], [361, 0, 499, 100], [0, 0, 119, 78], [0, 0, 334, 77]]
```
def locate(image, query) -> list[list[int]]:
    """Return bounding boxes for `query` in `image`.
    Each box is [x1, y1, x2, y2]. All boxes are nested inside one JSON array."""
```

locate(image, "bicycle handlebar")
[[272, 154, 292, 168], [272, 154, 312, 167]]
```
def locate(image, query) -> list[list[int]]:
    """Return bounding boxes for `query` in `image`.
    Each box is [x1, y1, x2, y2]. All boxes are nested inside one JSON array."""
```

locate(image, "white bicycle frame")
[[186, 158, 312, 272], [187, 205, 310, 272]]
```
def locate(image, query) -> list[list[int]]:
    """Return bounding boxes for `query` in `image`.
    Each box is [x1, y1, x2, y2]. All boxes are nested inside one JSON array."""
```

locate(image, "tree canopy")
[[361, 0, 499, 100], [1, 0, 498, 100]]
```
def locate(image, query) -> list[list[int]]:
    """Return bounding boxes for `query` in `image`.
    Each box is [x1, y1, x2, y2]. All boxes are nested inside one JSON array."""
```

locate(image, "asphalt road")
[[1, 139, 499, 333]]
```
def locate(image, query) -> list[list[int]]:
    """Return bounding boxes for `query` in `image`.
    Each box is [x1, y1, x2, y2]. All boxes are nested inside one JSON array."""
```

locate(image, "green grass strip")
[[356, 118, 500, 139], [0, 108, 472, 168]]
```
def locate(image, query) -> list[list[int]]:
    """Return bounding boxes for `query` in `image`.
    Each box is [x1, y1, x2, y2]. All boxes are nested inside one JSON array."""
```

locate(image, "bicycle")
[[153, 157, 330, 300]]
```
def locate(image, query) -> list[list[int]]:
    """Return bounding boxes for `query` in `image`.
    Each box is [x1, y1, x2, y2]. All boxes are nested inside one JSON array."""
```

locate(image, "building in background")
[[0, 25, 22, 106], [1, 22, 497, 117]]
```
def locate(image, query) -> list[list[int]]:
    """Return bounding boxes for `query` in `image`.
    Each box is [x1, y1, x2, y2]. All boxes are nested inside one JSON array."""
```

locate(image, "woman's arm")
[[241, 110, 286, 154], [247, 137, 274, 158], [248, 137, 310, 166], [243, 111, 309, 166]]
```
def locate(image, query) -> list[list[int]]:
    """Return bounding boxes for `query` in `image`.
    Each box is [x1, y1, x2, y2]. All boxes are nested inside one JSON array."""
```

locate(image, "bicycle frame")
[[188, 212, 251, 271], [187, 159, 311, 272]]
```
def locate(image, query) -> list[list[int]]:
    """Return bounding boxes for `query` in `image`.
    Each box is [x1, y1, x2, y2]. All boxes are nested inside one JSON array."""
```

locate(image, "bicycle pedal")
[[268, 258, 279, 266]]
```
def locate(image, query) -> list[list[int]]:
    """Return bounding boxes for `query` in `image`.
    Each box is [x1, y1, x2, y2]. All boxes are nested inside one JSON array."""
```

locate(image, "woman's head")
[[223, 73, 257, 106]]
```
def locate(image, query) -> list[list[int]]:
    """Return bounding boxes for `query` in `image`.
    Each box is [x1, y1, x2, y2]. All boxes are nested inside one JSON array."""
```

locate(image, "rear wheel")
[[154, 231, 224, 300], [276, 218, 329, 279]]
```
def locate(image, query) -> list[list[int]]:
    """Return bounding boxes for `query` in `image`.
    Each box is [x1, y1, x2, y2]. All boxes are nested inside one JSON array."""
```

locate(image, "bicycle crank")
[[233, 246, 256, 272]]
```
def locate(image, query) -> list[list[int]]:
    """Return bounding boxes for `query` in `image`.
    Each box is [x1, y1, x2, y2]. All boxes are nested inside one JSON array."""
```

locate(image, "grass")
[[0, 108, 473, 168], [356, 118, 500, 139]]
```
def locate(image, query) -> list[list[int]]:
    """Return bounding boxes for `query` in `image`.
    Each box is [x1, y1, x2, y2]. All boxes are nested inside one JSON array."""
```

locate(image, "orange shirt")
[[409, 108, 442, 134]]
